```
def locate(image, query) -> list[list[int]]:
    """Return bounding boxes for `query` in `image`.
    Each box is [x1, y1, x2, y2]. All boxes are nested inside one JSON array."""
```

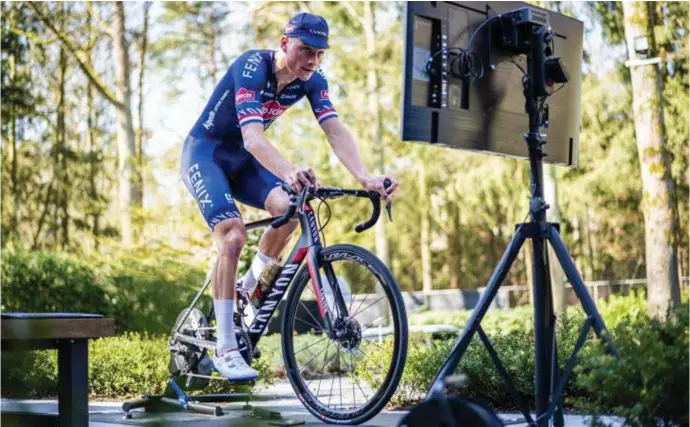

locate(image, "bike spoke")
[[354, 347, 387, 372], [338, 350, 343, 409], [314, 340, 333, 398], [328, 351, 337, 408], [298, 300, 324, 331], [352, 296, 387, 319], [300, 340, 332, 381], [294, 315, 323, 333], [294, 335, 330, 355], [360, 337, 387, 352], [350, 293, 370, 320], [359, 313, 393, 335], [340, 344, 371, 403]]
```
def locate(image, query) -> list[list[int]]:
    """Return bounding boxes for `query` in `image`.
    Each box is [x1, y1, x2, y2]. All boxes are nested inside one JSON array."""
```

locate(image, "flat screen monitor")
[[401, 1, 584, 167]]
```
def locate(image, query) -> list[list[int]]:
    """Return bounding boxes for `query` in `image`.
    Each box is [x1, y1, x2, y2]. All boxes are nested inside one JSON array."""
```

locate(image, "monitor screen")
[[400, 1, 584, 167]]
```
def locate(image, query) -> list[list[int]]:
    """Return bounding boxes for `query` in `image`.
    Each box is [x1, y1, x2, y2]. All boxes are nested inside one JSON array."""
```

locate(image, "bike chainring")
[[169, 308, 212, 390]]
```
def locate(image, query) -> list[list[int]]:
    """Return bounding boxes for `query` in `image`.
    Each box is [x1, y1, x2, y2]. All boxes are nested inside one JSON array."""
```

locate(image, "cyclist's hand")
[[286, 167, 319, 193], [361, 175, 398, 203]]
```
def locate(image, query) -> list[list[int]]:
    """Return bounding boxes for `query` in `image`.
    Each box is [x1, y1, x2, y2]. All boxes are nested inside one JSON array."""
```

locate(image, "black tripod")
[[423, 26, 619, 427]]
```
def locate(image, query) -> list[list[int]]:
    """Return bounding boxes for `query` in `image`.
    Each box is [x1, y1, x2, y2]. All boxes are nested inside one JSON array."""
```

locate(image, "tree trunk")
[[86, 5, 100, 251], [136, 2, 149, 226], [419, 162, 433, 301], [544, 164, 566, 312], [9, 53, 18, 244], [447, 200, 461, 289], [362, 1, 389, 266], [623, 1, 680, 321], [87, 82, 100, 251], [58, 39, 69, 249], [56, 4, 69, 249], [113, 1, 139, 247]]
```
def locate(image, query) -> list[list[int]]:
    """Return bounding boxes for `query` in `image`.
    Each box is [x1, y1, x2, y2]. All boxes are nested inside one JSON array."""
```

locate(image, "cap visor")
[[298, 35, 329, 49]]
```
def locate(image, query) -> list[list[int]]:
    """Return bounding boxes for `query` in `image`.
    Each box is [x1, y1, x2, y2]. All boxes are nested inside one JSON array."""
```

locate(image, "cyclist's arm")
[[241, 124, 297, 181], [306, 71, 371, 185], [320, 118, 371, 186]]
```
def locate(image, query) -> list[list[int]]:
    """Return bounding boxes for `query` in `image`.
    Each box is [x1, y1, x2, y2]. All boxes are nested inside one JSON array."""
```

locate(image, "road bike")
[[165, 182, 408, 424]]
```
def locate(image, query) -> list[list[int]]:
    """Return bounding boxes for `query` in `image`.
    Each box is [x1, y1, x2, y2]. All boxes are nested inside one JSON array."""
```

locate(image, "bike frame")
[[173, 198, 350, 352]]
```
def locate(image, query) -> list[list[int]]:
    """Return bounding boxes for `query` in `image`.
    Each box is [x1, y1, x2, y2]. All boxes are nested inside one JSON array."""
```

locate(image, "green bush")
[[1, 333, 273, 399], [407, 292, 649, 335], [358, 296, 688, 427], [1, 249, 207, 334], [574, 303, 689, 427]]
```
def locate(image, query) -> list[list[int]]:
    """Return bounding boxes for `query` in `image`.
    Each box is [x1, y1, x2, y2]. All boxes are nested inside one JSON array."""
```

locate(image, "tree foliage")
[[1, 1, 687, 301]]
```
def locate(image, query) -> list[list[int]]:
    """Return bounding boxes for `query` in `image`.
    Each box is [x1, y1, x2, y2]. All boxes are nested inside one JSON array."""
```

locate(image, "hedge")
[[1, 249, 208, 334], [354, 297, 689, 427], [1, 332, 274, 399]]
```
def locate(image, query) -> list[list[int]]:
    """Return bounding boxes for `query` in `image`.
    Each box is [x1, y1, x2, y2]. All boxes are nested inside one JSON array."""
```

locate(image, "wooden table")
[[1, 313, 116, 427]]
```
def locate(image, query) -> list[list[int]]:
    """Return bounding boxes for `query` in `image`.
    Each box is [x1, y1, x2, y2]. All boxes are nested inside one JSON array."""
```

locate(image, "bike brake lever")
[[383, 178, 393, 221]]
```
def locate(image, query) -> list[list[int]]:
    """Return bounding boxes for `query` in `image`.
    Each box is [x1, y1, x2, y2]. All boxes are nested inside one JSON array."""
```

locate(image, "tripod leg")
[[532, 235, 556, 427], [547, 227, 618, 357], [543, 243, 564, 427], [424, 226, 527, 401], [551, 328, 565, 427]]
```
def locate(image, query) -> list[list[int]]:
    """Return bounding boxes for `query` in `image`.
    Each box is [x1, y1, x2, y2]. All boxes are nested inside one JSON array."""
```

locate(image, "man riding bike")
[[180, 12, 398, 381]]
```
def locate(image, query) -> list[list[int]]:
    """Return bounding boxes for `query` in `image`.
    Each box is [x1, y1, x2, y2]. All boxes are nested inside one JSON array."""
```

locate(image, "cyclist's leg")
[[179, 135, 257, 380], [232, 156, 298, 289]]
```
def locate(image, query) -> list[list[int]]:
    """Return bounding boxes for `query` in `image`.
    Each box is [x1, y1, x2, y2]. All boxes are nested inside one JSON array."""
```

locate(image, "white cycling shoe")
[[212, 349, 259, 381]]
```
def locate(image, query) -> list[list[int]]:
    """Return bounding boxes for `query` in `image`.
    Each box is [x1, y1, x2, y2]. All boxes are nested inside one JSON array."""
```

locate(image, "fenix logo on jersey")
[[235, 88, 255, 104]]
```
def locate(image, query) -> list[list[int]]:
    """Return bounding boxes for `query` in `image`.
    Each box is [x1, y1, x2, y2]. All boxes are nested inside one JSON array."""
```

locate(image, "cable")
[[424, 14, 500, 82], [424, 47, 464, 75], [316, 197, 331, 246]]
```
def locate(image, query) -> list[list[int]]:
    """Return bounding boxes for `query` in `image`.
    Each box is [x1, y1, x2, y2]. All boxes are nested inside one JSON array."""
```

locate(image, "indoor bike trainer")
[[399, 3, 620, 426]]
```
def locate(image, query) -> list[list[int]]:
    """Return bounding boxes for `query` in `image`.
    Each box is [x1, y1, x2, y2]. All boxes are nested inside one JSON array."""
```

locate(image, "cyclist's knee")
[[214, 219, 247, 259], [265, 188, 290, 216]]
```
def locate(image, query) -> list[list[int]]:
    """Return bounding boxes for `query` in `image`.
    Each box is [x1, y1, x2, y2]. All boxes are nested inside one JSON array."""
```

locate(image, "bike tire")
[[281, 244, 408, 425]]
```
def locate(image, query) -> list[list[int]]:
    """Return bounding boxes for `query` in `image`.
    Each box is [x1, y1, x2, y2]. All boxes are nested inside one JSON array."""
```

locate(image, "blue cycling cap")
[[284, 12, 329, 49]]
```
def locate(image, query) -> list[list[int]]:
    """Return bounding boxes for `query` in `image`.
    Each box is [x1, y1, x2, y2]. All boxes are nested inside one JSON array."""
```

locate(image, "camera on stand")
[[494, 7, 569, 97], [398, 3, 619, 427]]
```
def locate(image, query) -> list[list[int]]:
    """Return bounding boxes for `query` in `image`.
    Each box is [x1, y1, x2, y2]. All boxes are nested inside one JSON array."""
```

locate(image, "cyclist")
[[180, 12, 398, 381]]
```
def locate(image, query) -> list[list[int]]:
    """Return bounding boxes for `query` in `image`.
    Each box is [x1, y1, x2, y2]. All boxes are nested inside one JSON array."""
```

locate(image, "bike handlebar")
[[271, 180, 392, 233]]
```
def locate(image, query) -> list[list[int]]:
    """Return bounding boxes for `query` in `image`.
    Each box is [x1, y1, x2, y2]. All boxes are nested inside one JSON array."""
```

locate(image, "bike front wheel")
[[281, 244, 408, 424]]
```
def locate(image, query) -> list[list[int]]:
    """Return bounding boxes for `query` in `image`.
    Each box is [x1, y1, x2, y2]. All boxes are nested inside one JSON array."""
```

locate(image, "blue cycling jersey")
[[189, 49, 338, 142]]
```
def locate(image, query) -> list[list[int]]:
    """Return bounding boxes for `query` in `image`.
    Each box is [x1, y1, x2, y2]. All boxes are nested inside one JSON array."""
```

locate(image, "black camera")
[[493, 7, 569, 97]]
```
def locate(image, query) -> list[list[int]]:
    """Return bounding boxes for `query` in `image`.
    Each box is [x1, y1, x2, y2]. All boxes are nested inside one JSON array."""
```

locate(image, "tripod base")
[[121, 376, 265, 419], [425, 221, 618, 427]]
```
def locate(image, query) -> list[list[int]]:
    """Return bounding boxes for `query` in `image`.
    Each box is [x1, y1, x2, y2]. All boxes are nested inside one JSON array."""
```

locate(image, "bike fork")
[[306, 246, 349, 339]]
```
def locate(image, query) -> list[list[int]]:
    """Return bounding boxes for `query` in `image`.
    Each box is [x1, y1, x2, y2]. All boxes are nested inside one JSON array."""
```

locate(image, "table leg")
[[58, 339, 89, 427]]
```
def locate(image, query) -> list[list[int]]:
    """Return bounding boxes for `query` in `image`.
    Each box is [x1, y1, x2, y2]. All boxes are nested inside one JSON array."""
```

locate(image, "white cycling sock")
[[240, 250, 272, 291], [214, 299, 238, 356]]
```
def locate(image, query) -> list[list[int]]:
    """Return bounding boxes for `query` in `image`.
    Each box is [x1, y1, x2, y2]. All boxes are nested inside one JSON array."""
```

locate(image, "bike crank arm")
[[172, 332, 250, 353], [173, 333, 216, 350]]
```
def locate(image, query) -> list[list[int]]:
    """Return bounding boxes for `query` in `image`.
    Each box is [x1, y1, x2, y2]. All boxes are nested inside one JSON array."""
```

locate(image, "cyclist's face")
[[283, 37, 326, 81]]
